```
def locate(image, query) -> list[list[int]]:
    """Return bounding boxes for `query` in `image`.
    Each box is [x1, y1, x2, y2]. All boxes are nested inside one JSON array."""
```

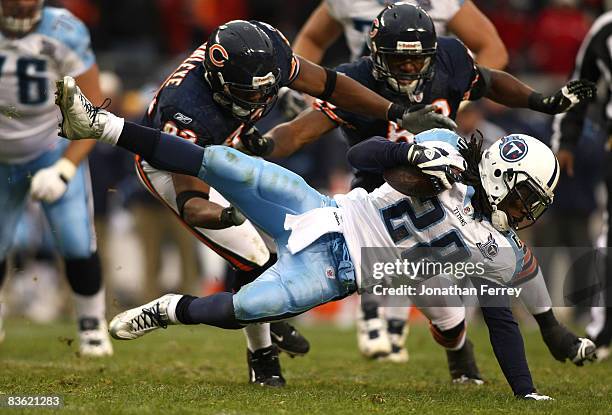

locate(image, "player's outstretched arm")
[[483, 69, 596, 114], [292, 2, 343, 64]]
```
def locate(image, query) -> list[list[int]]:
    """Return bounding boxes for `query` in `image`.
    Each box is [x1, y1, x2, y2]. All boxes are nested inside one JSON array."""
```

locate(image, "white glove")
[[30, 158, 77, 203], [407, 145, 465, 190]]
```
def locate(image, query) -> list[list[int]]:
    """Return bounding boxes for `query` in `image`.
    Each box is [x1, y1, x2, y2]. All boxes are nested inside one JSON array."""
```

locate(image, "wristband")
[[56, 158, 77, 184], [387, 103, 405, 122]]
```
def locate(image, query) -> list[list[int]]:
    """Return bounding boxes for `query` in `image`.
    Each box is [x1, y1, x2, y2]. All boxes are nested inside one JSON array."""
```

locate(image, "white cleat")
[[571, 337, 597, 366], [78, 318, 113, 357], [357, 316, 392, 359], [55, 76, 110, 140], [519, 392, 554, 401], [109, 294, 179, 340]]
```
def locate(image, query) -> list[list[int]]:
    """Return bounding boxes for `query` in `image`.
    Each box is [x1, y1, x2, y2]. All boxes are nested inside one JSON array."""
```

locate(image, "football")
[[383, 164, 440, 197]]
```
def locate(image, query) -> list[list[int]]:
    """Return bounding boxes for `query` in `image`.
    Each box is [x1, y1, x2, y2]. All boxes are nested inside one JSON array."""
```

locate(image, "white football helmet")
[[0, 0, 43, 36], [478, 134, 560, 232]]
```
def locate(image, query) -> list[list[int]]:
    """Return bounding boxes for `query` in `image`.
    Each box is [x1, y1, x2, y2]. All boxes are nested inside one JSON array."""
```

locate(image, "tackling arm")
[[292, 2, 343, 63], [447, 0, 508, 70]]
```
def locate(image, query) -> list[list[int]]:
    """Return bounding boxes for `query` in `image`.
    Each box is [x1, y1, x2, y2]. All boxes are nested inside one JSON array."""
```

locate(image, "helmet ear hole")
[[494, 169, 502, 177]]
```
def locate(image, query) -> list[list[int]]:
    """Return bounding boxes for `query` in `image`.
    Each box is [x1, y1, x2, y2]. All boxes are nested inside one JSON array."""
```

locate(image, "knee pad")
[[64, 253, 102, 296], [430, 320, 466, 350], [233, 280, 291, 322]]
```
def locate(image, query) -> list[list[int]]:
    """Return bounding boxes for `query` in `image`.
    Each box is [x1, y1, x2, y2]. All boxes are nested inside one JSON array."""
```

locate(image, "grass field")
[[0, 318, 610, 414]]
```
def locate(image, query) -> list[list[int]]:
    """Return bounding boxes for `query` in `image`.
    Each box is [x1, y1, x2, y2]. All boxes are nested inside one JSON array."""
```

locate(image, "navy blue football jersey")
[[314, 36, 483, 190], [143, 21, 300, 148]]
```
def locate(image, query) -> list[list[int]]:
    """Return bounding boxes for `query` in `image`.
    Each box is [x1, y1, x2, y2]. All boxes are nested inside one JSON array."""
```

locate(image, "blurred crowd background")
[[5, 0, 610, 326]]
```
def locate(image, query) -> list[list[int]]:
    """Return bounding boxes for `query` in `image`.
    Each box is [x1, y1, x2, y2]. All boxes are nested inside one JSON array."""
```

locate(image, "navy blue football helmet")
[[368, 3, 437, 98], [204, 20, 281, 121]]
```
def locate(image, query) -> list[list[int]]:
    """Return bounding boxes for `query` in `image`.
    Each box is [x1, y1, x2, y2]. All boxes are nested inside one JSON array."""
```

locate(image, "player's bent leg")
[[198, 146, 330, 239], [43, 163, 112, 357]]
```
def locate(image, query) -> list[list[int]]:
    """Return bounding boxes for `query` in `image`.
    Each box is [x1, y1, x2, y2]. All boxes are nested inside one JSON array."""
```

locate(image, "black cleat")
[[247, 346, 286, 387], [541, 324, 597, 365], [446, 339, 485, 385], [270, 322, 310, 357]]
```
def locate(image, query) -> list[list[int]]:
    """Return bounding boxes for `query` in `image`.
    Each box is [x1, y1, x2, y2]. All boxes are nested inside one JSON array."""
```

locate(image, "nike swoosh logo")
[[271, 332, 284, 343]]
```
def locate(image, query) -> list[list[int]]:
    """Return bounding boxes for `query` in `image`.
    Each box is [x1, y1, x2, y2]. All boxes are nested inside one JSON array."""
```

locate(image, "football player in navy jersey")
[[121, 19, 454, 387], [248, 4, 597, 368]]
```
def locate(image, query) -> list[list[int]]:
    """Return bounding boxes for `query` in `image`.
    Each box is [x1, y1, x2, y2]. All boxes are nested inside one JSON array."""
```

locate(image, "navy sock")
[[533, 308, 558, 332], [175, 292, 243, 329], [481, 306, 534, 396], [64, 254, 102, 296]]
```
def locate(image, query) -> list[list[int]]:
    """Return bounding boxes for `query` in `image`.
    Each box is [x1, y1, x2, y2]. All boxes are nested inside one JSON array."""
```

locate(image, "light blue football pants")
[[197, 146, 356, 321], [0, 140, 96, 261]]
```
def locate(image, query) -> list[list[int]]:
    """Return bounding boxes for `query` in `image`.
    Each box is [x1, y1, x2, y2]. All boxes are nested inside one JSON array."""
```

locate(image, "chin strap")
[[490, 206, 510, 232]]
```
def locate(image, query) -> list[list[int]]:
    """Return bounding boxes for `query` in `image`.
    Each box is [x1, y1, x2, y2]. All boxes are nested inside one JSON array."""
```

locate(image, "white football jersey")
[[0, 7, 94, 164], [334, 129, 536, 289], [325, 0, 464, 61]]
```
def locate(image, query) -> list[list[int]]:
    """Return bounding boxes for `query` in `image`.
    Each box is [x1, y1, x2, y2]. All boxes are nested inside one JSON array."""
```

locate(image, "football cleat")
[[541, 324, 597, 365], [109, 294, 178, 340], [55, 76, 110, 140], [270, 321, 310, 357], [78, 317, 113, 357], [247, 346, 286, 387], [357, 315, 392, 359], [518, 392, 554, 401], [379, 320, 409, 363], [447, 339, 485, 385], [569, 337, 597, 366]]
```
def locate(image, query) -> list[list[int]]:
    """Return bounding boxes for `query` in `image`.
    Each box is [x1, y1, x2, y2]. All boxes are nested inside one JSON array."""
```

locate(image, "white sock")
[[243, 323, 272, 352], [518, 271, 553, 316], [166, 294, 183, 324], [100, 114, 124, 145], [74, 287, 106, 321]]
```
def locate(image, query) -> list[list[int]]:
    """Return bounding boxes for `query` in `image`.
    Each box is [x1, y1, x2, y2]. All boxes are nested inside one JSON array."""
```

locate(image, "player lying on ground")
[[55, 77, 580, 399], [245, 3, 597, 368], [130, 18, 459, 387]]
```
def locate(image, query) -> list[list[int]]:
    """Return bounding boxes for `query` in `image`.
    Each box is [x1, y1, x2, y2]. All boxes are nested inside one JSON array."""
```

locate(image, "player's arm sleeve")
[[551, 23, 606, 151], [505, 233, 541, 286], [347, 137, 410, 173]]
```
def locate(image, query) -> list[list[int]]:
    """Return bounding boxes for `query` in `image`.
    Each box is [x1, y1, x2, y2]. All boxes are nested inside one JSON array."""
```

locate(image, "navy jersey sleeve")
[[436, 37, 481, 101], [254, 21, 300, 86]]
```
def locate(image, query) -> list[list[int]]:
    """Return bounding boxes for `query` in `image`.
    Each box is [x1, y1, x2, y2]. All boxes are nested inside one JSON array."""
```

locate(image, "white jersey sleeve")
[[0, 7, 95, 164], [325, 0, 464, 61], [335, 128, 523, 289]]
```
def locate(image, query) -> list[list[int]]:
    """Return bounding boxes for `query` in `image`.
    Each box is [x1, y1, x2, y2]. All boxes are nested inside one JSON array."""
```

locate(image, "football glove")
[[30, 158, 77, 203], [396, 104, 457, 134], [407, 144, 464, 190], [235, 126, 274, 157], [220, 206, 246, 227], [528, 79, 596, 114], [277, 87, 309, 120]]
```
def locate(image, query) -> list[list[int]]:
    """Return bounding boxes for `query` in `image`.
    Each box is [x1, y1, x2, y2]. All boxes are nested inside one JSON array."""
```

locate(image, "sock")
[[387, 319, 406, 335], [243, 323, 272, 352], [100, 113, 124, 145], [430, 320, 466, 351], [74, 288, 106, 321], [64, 254, 102, 296], [533, 308, 559, 332], [175, 292, 243, 329], [481, 306, 534, 396], [361, 301, 379, 320]]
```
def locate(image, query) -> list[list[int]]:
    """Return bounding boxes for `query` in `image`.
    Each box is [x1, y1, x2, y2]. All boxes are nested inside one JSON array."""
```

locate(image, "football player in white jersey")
[[55, 78, 589, 398], [0, 0, 112, 355], [280, 0, 509, 359]]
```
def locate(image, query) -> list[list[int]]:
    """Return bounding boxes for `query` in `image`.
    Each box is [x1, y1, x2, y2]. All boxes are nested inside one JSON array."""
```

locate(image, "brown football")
[[383, 165, 439, 198]]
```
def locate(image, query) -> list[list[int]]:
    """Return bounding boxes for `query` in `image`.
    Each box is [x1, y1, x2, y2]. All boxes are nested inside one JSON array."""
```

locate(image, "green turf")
[[0, 319, 609, 414]]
